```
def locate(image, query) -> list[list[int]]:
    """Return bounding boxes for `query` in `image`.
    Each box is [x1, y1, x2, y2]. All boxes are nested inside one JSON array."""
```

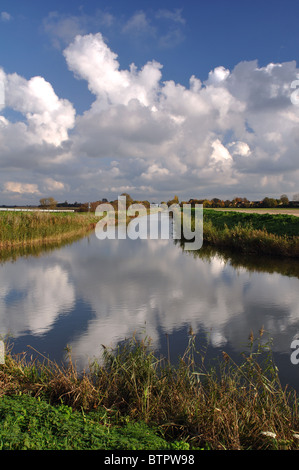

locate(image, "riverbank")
[[0, 333, 298, 450], [195, 209, 299, 258], [0, 211, 98, 249]]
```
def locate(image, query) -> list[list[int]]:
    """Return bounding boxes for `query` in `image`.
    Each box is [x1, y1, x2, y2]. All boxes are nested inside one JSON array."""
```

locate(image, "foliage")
[[185, 194, 299, 208], [39, 197, 57, 209], [185, 209, 299, 258], [0, 211, 98, 248], [202, 209, 299, 237], [0, 394, 179, 450], [1, 333, 299, 450]]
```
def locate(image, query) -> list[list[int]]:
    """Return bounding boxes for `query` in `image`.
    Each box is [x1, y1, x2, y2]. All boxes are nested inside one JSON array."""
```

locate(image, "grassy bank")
[[191, 209, 299, 257], [0, 211, 98, 249], [0, 394, 182, 450], [0, 333, 299, 450]]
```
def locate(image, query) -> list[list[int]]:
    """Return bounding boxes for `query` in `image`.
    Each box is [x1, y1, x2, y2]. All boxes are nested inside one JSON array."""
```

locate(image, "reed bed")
[[1, 332, 299, 450], [185, 209, 299, 258], [0, 211, 98, 248], [202, 219, 299, 257]]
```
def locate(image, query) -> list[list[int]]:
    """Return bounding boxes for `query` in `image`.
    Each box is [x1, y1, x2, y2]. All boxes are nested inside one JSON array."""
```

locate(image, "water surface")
[[1, 226, 299, 390]]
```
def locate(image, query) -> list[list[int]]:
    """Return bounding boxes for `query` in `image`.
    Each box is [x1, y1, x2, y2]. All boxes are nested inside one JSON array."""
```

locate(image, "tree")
[[293, 193, 299, 201], [203, 199, 212, 207], [167, 195, 179, 206], [262, 197, 277, 208], [120, 193, 134, 208], [211, 198, 222, 207], [280, 194, 289, 206], [39, 197, 57, 209]]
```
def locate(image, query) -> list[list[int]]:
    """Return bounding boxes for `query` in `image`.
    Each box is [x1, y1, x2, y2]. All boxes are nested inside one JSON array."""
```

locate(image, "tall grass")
[[202, 219, 299, 257], [203, 209, 299, 237], [0, 211, 98, 248], [185, 209, 299, 258], [1, 332, 299, 450]]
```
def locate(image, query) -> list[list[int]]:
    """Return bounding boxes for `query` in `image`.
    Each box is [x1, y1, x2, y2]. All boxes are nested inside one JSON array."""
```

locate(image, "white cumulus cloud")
[[3, 182, 40, 194], [0, 32, 299, 204]]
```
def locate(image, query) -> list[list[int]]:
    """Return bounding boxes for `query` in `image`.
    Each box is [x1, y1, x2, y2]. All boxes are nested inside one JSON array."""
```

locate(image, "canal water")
[[0, 223, 299, 390]]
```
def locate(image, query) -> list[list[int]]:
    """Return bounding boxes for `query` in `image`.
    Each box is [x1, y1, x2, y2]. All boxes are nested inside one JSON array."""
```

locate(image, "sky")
[[0, 0, 299, 205]]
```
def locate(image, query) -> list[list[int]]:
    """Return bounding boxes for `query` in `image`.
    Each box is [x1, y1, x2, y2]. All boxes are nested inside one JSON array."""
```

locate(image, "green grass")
[[0, 394, 185, 450], [0, 211, 98, 248], [1, 333, 299, 450], [185, 209, 299, 257], [203, 209, 299, 237]]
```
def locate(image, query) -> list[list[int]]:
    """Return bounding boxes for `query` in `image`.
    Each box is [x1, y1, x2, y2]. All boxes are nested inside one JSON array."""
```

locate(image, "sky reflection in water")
[[0, 230, 299, 389]]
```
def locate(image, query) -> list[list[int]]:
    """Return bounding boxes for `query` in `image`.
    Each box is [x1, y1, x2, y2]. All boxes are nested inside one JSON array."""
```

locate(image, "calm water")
[[1, 222, 299, 390]]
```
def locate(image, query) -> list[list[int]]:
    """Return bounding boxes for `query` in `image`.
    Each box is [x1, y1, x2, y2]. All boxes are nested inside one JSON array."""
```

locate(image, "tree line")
[[38, 193, 299, 212], [184, 194, 299, 208]]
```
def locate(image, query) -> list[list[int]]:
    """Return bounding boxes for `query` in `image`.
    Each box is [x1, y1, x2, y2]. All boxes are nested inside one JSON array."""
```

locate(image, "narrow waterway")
[[0, 223, 299, 390]]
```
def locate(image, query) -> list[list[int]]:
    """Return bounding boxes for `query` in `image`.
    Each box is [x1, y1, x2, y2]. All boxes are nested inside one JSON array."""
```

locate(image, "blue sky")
[[0, 1, 299, 204]]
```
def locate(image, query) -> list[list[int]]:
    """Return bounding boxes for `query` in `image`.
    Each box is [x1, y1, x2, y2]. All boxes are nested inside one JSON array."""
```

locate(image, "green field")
[[203, 209, 299, 237]]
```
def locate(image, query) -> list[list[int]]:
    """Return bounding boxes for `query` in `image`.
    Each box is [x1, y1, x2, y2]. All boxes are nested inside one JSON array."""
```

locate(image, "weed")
[[186, 209, 299, 257], [0, 211, 98, 249], [1, 333, 299, 449]]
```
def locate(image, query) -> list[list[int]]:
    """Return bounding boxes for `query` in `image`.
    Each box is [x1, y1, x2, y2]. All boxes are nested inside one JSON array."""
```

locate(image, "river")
[[0, 221, 299, 390]]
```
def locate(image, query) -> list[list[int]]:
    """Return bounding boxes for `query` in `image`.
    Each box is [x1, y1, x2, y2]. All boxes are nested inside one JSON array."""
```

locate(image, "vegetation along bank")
[[0, 211, 98, 249], [0, 333, 299, 450], [189, 209, 299, 258]]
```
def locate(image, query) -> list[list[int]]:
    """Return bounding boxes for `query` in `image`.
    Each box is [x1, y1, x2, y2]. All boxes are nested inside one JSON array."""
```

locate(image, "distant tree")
[[211, 198, 222, 207], [203, 199, 212, 207], [262, 197, 277, 208], [120, 193, 133, 201], [232, 197, 249, 207], [280, 194, 289, 206], [293, 193, 299, 201], [39, 197, 57, 209], [120, 193, 134, 208], [167, 195, 180, 206]]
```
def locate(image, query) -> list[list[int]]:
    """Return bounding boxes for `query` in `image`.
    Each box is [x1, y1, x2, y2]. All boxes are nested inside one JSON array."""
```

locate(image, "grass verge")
[[0, 332, 299, 450], [190, 209, 299, 257]]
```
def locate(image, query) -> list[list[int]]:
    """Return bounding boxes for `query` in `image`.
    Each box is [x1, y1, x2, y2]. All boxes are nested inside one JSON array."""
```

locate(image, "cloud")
[[43, 178, 68, 193], [3, 72, 75, 146], [122, 10, 155, 36], [0, 69, 76, 203], [0, 262, 75, 336], [63, 33, 163, 109], [154, 8, 186, 47], [62, 34, 298, 200], [1, 12, 12, 22], [121, 9, 186, 49], [155, 8, 186, 25], [227, 141, 251, 157], [3, 182, 40, 194], [43, 10, 115, 49], [1, 32, 299, 204]]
